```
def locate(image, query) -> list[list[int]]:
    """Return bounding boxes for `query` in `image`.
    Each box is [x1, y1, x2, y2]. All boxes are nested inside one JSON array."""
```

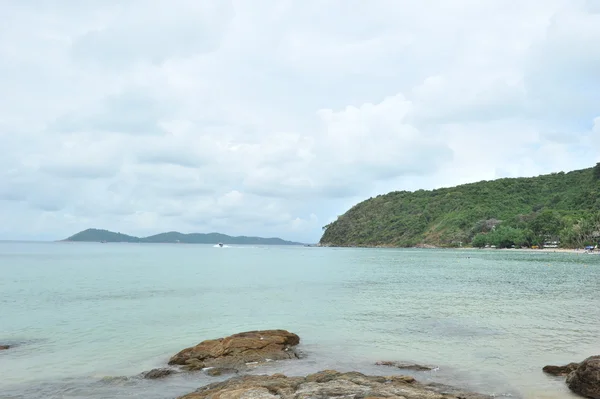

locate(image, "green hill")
[[64, 229, 303, 245], [66, 229, 140, 243], [319, 163, 600, 249]]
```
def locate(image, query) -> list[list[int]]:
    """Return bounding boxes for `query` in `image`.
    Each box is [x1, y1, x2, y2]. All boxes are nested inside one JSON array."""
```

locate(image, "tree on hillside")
[[559, 212, 600, 248], [487, 225, 528, 248], [472, 233, 488, 248], [529, 210, 562, 243]]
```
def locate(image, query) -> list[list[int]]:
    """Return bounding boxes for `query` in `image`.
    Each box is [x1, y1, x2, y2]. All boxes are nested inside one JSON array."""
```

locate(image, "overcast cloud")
[[1, 0, 599, 242]]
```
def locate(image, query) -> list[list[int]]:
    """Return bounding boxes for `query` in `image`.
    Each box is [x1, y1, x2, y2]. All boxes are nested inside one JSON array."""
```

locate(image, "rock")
[[542, 363, 580, 376], [143, 368, 177, 379], [376, 360, 435, 371], [566, 355, 600, 399], [177, 370, 493, 399], [204, 367, 239, 377], [0, 345, 9, 350], [168, 330, 300, 372]]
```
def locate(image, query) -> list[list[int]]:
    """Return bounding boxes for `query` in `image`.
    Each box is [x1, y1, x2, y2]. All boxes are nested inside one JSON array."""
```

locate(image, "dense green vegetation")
[[65, 228, 302, 245], [320, 163, 600, 248]]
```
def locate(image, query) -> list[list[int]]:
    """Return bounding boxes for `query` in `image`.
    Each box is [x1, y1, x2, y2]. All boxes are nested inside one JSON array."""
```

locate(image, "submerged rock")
[[168, 330, 300, 372], [142, 368, 177, 379], [376, 360, 435, 371], [204, 367, 239, 377], [0, 345, 9, 350], [566, 356, 600, 399], [177, 370, 492, 399], [542, 363, 579, 376]]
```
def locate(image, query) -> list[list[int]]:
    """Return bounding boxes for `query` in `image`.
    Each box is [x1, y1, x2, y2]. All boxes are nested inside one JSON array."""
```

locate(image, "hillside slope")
[[320, 164, 600, 248], [66, 229, 140, 243], [65, 229, 302, 245]]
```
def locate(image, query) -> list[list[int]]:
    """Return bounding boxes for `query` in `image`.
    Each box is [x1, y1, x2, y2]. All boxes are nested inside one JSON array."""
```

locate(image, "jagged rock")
[[168, 330, 300, 372], [178, 370, 493, 399], [566, 356, 600, 399], [376, 360, 435, 371], [542, 363, 580, 376], [143, 368, 177, 379], [0, 345, 9, 350]]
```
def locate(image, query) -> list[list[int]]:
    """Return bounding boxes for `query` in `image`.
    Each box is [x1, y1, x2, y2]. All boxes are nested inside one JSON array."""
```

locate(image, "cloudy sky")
[[1, 0, 599, 243]]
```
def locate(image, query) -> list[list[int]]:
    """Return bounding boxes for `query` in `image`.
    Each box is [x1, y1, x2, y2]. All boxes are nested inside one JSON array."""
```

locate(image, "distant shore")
[[318, 243, 599, 254], [456, 247, 600, 255]]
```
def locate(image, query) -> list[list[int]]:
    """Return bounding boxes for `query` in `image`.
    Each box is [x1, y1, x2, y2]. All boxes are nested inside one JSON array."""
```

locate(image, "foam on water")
[[1, 242, 599, 399]]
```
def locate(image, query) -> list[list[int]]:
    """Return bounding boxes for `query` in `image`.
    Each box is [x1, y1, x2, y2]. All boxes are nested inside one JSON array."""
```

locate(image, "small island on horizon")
[[63, 228, 304, 246]]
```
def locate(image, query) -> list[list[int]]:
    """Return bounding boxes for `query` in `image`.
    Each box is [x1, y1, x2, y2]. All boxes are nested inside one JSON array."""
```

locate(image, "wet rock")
[[143, 368, 177, 379], [204, 367, 239, 377], [98, 376, 132, 386], [178, 370, 493, 399], [0, 345, 9, 350], [376, 360, 435, 371], [542, 363, 580, 376], [169, 330, 300, 372], [566, 355, 600, 399]]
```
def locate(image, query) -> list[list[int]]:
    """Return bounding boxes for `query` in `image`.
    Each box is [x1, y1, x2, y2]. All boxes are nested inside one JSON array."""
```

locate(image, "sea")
[[1, 242, 599, 399]]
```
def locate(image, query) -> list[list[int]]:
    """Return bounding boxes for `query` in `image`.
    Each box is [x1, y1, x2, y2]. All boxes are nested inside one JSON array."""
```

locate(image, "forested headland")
[[320, 164, 600, 249]]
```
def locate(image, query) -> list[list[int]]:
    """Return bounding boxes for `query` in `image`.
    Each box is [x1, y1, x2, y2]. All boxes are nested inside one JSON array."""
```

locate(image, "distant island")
[[320, 163, 600, 249], [64, 228, 304, 245]]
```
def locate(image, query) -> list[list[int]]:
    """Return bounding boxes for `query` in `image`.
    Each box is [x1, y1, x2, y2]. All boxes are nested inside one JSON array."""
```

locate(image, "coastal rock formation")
[[376, 360, 435, 371], [542, 363, 580, 376], [178, 370, 492, 399], [566, 356, 600, 399], [0, 345, 9, 350], [168, 330, 300, 371], [142, 368, 177, 379]]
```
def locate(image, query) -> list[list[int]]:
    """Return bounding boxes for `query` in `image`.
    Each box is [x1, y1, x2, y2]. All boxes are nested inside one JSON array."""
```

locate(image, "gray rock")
[[143, 368, 176, 379], [204, 367, 239, 377], [542, 363, 579, 376], [376, 360, 435, 371]]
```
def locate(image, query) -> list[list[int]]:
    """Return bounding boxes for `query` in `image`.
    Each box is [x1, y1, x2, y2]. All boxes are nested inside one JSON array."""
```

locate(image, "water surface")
[[1, 242, 599, 398]]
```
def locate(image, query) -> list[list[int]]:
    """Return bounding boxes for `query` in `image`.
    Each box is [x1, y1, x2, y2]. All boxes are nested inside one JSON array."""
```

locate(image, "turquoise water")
[[1, 242, 599, 399]]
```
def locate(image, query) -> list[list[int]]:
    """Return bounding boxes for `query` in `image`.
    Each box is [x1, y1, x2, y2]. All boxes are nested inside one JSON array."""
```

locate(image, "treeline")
[[471, 211, 600, 248]]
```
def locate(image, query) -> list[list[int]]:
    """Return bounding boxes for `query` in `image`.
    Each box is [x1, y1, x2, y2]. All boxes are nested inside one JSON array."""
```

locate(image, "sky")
[[1, 0, 599, 243]]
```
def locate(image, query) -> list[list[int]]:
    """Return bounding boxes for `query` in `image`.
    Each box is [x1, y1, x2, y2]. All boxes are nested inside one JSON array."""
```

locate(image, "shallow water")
[[1, 242, 599, 399]]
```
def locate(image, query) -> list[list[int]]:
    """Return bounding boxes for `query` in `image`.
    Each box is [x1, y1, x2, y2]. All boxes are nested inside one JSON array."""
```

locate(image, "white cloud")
[[0, 0, 599, 243]]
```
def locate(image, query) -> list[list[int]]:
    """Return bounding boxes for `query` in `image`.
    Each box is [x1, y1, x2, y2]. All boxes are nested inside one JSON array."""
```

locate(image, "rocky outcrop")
[[0, 345, 9, 350], [566, 356, 600, 399], [376, 361, 435, 371], [178, 370, 492, 399], [168, 330, 300, 371], [542, 363, 580, 376]]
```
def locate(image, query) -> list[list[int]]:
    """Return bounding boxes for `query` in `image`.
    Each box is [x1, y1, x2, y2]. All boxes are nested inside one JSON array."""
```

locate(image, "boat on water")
[[218, 242, 224, 247]]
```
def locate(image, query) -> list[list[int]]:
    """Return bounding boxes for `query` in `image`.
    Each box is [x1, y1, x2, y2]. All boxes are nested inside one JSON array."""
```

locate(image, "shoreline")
[[455, 247, 599, 254], [319, 243, 599, 254]]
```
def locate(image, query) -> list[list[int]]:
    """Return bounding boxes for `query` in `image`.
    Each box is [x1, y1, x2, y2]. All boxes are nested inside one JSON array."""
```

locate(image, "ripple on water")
[[1, 244, 599, 399]]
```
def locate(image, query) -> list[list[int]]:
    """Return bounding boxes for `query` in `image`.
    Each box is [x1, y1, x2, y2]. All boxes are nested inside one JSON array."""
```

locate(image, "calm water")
[[1, 242, 599, 399]]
